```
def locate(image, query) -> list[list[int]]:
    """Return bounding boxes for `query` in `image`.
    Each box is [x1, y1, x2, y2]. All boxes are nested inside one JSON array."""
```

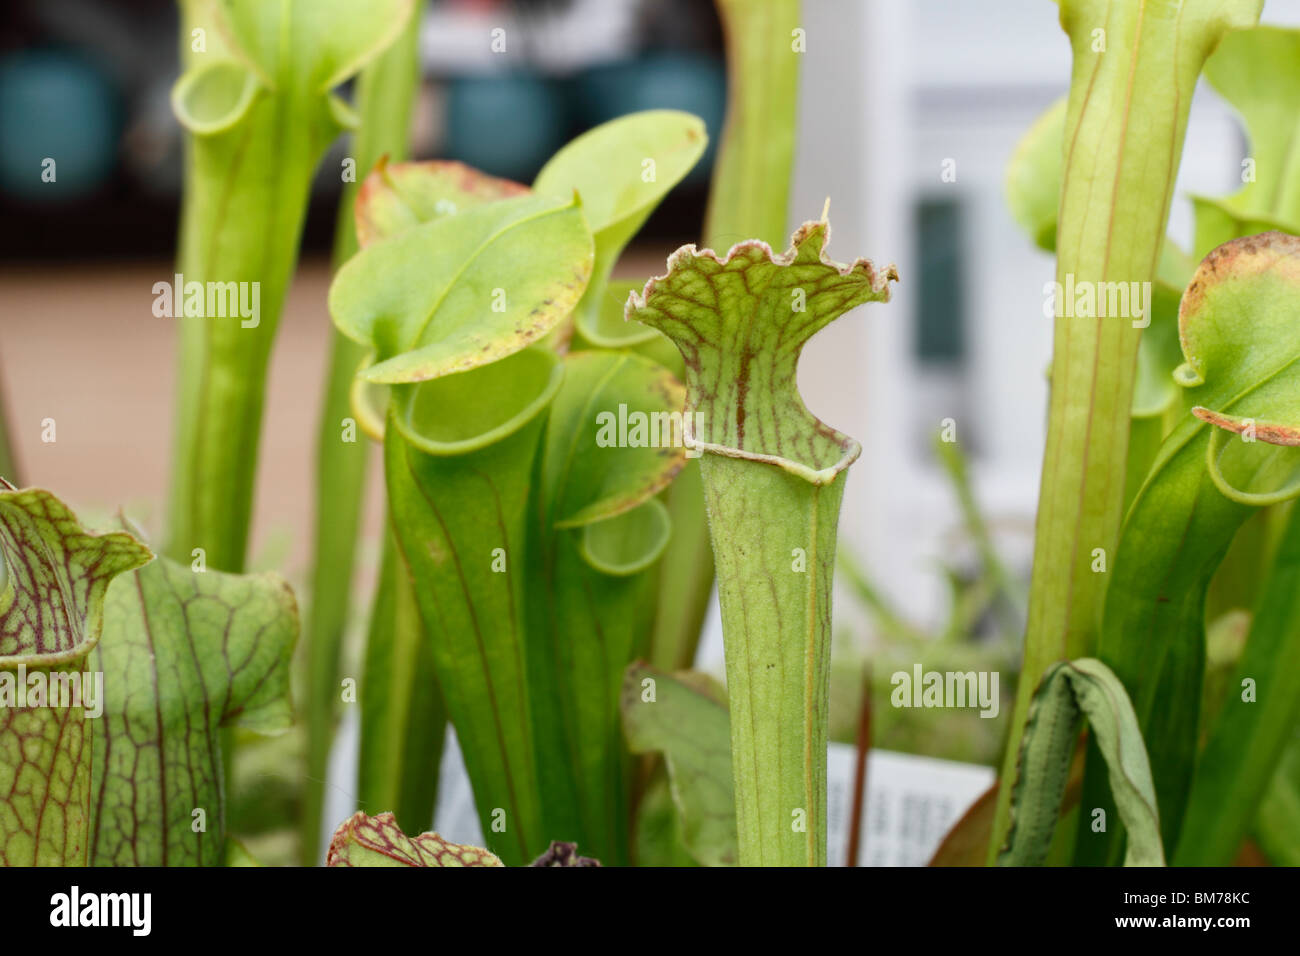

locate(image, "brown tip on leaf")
[[1193, 406, 1300, 447], [1180, 231, 1300, 328]]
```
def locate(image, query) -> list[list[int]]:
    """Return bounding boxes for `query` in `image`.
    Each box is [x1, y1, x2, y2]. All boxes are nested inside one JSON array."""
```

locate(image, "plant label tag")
[[826, 743, 994, 866]]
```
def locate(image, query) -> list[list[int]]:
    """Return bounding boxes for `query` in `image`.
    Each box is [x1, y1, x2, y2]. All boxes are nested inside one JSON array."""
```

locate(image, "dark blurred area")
[[0, 0, 725, 261]]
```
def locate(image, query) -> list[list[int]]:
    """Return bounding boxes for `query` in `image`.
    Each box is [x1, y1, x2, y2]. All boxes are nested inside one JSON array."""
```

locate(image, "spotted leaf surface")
[[0, 485, 152, 865], [88, 521, 297, 866], [330, 194, 593, 384], [354, 158, 528, 249], [627, 217, 895, 482], [327, 811, 504, 867]]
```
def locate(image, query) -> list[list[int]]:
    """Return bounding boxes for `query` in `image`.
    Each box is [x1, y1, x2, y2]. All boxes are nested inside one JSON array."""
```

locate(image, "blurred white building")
[[781, 0, 1300, 641]]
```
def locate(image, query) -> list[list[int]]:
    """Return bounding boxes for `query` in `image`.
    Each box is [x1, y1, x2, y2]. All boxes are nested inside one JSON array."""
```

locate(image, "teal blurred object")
[[573, 53, 725, 184], [0, 49, 121, 201], [444, 73, 565, 181]]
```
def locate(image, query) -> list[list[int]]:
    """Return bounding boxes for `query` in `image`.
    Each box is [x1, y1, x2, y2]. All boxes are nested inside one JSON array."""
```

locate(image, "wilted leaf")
[[1000, 659, 1163, 867]]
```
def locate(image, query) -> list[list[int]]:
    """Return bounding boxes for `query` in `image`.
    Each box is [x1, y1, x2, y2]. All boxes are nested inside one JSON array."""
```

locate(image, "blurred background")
[[3, 0, 1300, 862]]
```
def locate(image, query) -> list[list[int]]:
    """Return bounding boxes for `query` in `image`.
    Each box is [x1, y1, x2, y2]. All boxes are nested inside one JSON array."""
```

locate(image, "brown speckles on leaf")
[[327, 811, 505, 867]]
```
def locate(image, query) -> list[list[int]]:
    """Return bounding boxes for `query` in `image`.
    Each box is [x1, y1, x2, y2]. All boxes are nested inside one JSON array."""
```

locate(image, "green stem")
[[165, 106, 325, 571], [644, 0, 803, 675], [989, 0, 1262, 860], [302, 0, 425, 866], [705, 0, 800, 251], [164, 0, 413, 571], [704, 454, 846, 865], [933, 433, 1025, 632], [0, 371, 18, 486], [355, 524, 445, 838]]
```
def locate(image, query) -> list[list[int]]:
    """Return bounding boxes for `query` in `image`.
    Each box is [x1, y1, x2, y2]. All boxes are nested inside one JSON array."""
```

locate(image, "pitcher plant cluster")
[[1, 0, 1299, 870]]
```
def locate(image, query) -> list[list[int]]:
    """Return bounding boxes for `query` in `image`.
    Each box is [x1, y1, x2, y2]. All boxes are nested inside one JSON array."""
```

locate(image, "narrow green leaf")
[[628, 217, 896, 866], [1125, 257, 1191, 508], [1254, 739, 1300, 866], [646, 460, 712, 673], [304, 0, 426, 865], [1002, 97, 1196, 507], [992, 0, 1264, 860], [354, 527, 445, 842], [933, 432, 1025, 631], [705, 0, 801, 251], [999, 658, 1163, 867], [622, 662, 737, 866], [225, 837, 263, 866], [0, 371, 17, 486], [0, 485, 152, 865], [88, 522, 298, 866], [1175, 499, 1300, 864]]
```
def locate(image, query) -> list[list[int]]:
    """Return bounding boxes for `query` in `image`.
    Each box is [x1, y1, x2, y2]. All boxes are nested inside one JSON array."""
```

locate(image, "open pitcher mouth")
[[390, 345, 563, 456]]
